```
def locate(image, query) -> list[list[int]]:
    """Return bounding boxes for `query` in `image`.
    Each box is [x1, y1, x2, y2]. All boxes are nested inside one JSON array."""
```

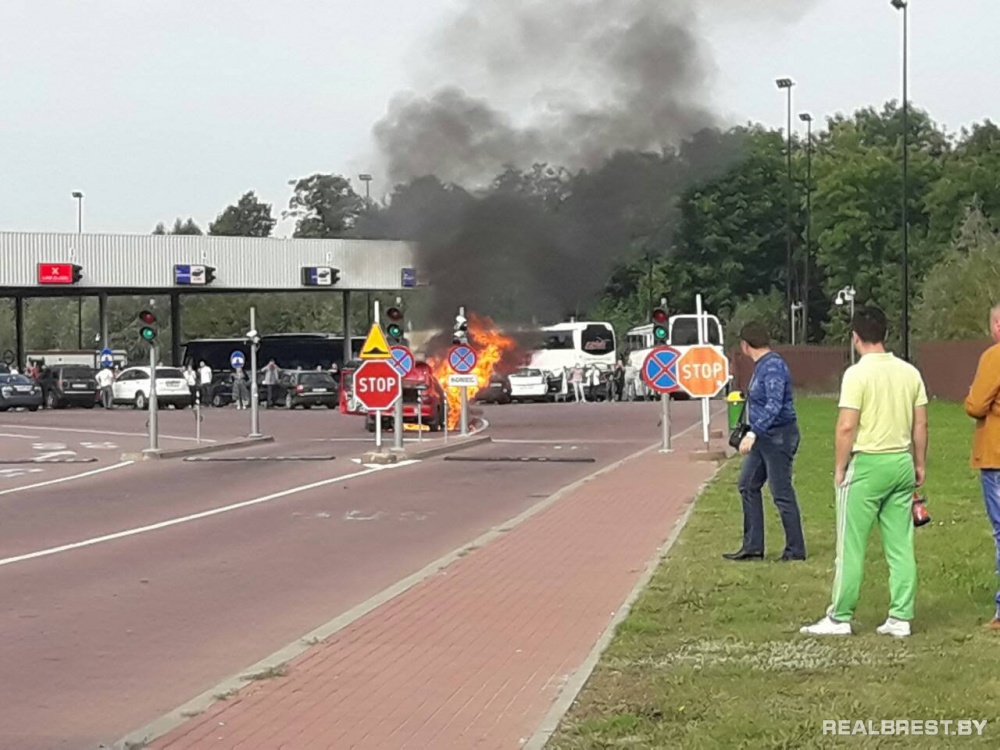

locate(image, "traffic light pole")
[[147, 343, 159, 453]]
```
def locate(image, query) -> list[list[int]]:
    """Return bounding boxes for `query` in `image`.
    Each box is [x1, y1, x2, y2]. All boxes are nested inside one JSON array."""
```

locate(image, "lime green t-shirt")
[[838, 352, 928, 454]]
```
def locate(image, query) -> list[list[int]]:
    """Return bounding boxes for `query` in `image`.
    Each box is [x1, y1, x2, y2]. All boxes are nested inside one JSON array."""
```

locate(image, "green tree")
[[914, 205, 1000, 340], [723, 290, 788, 349], [153, 218, 203, 235], [285, 174, 363, 238], [208, 191, 276, 237]]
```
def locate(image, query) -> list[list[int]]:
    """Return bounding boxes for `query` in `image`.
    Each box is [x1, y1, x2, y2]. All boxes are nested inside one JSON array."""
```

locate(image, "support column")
[[343, 290, 353, 364], [367, 292, 373, 327], [169, 292, 182, 366], [14, 296, 25, 371], [98, 292, 110, 351]]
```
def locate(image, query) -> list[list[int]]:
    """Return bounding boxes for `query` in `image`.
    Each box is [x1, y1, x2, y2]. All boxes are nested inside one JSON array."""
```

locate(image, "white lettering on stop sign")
[[358, 377, 393, 392], [681, 362, 724, 380]]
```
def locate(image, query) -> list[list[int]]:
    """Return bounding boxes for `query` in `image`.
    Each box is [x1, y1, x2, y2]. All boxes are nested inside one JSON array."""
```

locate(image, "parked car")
[[278, 370, 339, 409], [37, 366, 99, 409], [475, 372, 512, 405], [366, 361, 445, 432], [508, 367, 549, 403], [112, 367, 192, 409], [0, 373, 42, 411]]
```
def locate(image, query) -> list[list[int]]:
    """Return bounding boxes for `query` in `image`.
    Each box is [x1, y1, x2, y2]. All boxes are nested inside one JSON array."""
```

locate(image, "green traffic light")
[[387, 324, 403, 338], [653, 324, 668, 341], [140, 327, 157, 341]]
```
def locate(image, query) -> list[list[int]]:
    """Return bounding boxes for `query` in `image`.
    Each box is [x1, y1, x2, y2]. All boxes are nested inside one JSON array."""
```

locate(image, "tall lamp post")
[[776, 78, 796, 342], [835, 286, 857, 364], [71, 191, 84, 350], [798, 113, 814, 344], [891, 0, 910, 361]]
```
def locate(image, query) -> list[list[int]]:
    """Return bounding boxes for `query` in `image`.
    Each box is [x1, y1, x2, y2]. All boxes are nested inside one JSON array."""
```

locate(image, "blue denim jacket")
[[747, 351, 796, 436]]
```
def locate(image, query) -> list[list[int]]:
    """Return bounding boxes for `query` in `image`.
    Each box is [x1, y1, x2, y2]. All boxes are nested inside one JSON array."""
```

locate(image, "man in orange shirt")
[[965, 304, 1000, 630]]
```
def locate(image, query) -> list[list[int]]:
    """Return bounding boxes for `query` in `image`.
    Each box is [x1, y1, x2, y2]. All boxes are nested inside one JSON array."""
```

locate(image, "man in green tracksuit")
[[800, 306, 928, 638]]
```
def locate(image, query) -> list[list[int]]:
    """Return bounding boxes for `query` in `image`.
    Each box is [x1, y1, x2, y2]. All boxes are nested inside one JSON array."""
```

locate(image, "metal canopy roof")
[[0, 232, 418, 294]]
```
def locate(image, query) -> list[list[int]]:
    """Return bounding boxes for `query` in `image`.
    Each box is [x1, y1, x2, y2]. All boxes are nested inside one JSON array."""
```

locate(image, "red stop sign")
[[353, 360, 402, 411]]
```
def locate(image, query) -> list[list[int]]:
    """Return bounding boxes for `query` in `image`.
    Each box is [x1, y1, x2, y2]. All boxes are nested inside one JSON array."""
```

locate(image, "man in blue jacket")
[[724, 322, 806, 561]]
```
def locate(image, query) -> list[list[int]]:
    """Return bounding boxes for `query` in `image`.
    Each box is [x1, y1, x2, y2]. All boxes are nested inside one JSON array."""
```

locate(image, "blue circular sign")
[[390, 345, 415, 378], [449, 345, 478, 375], [642, 347, 680, 394], [99, 348, 114, 367], [230, 350, 246, 369]]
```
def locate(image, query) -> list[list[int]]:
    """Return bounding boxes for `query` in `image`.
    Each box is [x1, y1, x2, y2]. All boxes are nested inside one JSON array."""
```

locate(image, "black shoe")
[[722, 549, 764, 561], [779, 554, 806, 562]]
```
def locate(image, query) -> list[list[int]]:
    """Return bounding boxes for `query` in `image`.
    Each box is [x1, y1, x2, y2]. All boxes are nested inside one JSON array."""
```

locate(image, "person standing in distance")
[[963, 303, 1000, 630], [801, 306, 928, 638], [724, 322, 806, 562]]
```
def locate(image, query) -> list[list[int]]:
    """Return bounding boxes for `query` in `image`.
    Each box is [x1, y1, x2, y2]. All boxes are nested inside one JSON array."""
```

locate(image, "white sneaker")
[[799, 615, 852, 636], [876, 617, 911, 638]]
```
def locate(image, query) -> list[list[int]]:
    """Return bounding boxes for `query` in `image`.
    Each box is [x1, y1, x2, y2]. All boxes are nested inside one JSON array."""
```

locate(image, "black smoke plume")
[[367, 0, 814, 329]]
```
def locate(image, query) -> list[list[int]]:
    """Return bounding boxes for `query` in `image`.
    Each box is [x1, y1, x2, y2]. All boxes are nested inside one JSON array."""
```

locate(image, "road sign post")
[[675, 295, 730, 452], [389, 345, 415, 451], [354, 359, 402, 450], [248, 307, 262, 438], [642, 346, 681, 453], [448, 344, 478, 438]]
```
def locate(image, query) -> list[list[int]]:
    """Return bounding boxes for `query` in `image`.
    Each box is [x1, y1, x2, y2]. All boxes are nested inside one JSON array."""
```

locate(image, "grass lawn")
[[547, 398, 1000, 749]]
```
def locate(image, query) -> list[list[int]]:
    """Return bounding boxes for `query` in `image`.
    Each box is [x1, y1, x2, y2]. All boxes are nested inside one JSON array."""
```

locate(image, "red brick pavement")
[[147, 429, 721, 750]]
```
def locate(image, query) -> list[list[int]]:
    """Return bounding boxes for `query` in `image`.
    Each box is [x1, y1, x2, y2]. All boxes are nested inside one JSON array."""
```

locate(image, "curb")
[[406, 433, 492, 460], [121, 435, 274, 462]]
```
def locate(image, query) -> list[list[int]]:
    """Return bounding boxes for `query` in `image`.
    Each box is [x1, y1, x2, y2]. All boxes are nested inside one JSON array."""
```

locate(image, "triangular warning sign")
[[360, 323, 392, 360]]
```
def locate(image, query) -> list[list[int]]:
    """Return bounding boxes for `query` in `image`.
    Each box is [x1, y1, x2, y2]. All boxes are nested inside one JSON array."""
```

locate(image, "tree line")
[[4, 99, 999, 362]]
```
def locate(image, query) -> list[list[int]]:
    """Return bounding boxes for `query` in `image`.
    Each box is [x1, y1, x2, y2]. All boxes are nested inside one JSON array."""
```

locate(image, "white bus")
[[625, 314, 724, 398], [528, 321, 617, 381]]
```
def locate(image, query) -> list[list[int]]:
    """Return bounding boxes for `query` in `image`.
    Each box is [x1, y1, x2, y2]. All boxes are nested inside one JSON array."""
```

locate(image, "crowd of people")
[[728, 303, 1000, 637], [545, 360, 650, 403]]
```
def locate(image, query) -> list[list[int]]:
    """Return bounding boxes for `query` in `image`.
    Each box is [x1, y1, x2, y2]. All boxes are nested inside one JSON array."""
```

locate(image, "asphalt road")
[[0, 398, 704, 749]]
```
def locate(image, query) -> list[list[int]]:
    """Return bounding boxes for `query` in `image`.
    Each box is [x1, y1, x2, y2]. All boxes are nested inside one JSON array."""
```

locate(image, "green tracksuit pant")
[[831, 452, 917, 622]]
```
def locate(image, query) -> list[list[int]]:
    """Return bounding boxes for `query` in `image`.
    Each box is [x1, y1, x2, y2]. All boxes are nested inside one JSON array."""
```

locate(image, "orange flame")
[[431, 314, 517, 430]]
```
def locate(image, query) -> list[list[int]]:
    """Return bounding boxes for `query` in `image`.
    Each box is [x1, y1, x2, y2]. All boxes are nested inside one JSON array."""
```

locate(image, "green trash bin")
[[727, 391, 745, 430]]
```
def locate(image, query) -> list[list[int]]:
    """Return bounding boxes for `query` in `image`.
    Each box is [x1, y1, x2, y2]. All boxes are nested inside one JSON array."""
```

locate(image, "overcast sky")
[[0, 0, 994, 236]]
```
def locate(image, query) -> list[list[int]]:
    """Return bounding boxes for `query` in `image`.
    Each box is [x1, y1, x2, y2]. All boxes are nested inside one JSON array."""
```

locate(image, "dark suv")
[[279, 370, 339, 409], [38, 366, 99, 409]]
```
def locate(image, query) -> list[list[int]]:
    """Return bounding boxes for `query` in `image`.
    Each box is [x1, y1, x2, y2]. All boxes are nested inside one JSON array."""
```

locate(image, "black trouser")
[[737, 422, 806, 558]]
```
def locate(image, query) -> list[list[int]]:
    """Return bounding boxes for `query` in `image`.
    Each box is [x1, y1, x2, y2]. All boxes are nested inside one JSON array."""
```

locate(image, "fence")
[[729, 340, 992, 402]]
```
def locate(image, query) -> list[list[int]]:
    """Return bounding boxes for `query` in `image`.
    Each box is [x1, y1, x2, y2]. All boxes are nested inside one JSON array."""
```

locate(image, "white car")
[[508, 368, 549, 402], [113, 366, 192, 409]]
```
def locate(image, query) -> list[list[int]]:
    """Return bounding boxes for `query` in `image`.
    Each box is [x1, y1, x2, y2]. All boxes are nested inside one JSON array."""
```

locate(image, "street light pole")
[[72, 191, 84, 350], [776, 78, 796, 342], [892, 0, 910, 360], [799, 113, 813, 345]]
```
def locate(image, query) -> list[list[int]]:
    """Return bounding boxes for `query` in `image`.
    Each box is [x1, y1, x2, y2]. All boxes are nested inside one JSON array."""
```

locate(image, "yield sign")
[[642, 346, 681, 394], [448, 344, 478, 374]]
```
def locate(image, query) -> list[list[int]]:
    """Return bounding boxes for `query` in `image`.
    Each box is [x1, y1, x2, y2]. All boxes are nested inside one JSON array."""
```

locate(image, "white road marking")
[[32, 442, 67, 451], [0, 461, 133, 498], [0, 468, 44, 479], [0, 432, 39, 439], [0, 424, 216, 444], [0, 460, 419, 568], [79, 441, 118, 450]]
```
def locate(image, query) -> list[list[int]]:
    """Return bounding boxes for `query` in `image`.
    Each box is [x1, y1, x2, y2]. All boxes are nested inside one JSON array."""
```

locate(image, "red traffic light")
[[386, 307, 403, 321], [652, 307, 668, 324], [138, 310, 156, 324]]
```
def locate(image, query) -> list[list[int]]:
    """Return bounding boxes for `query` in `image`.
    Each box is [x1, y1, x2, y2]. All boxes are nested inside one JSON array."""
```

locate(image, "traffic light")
[[71, 264, 83, 283], [138, 309, 157, 345], [384, 306, 404, 343], [204, 266, 216, 284], [453, 308, 468, 345], [652, 307, 668, 345]]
